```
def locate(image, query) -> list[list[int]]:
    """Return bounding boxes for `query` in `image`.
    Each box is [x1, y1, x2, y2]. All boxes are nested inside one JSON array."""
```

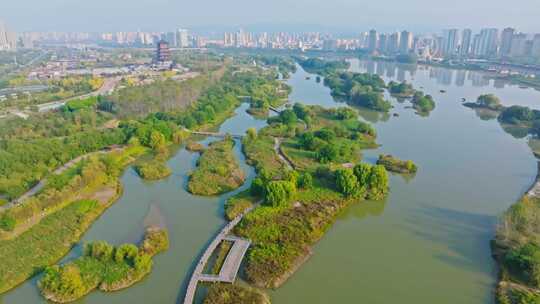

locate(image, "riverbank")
[[0, 143, 146, 293]]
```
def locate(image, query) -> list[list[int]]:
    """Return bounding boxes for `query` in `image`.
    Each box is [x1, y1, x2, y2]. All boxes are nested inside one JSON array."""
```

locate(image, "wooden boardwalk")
[[182, 205, 257, 304]]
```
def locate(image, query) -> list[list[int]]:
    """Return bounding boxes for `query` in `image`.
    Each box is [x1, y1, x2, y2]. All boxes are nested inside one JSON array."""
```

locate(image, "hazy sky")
[[3, 0, 540, 34]]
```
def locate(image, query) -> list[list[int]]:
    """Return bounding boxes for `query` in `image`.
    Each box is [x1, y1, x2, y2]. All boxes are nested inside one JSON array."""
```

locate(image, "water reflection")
[[337, 198, 388, 220], [350, 59, 520, 89]]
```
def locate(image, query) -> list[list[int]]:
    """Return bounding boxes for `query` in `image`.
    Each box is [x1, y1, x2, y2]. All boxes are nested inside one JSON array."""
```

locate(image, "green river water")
[[2, 59, 540, 304]]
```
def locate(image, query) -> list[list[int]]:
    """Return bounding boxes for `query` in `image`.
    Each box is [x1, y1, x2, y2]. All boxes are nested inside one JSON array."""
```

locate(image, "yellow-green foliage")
[[188, 138, 246, 196], [235, 183, 352, 288], [38, 227, 169, 302], [0, 145, 142, 294], [203, 283, 270, 304], [225, 190, 256, 221], [242, 135, 286, 179], [0, 199, 109, 294], [135, 160, 172, 180]]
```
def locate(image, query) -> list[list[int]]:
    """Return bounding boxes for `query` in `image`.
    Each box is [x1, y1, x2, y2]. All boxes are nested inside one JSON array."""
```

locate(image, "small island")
[[135, 159, 172, 180], [187, 137, 246, 196], [376, 154, 418, 174], [38, 227, 169, 303], [411, 91, 436, 116], [324, 71, 392, 112], [463, 94, 503, 111], [387, 81, 416, 98]]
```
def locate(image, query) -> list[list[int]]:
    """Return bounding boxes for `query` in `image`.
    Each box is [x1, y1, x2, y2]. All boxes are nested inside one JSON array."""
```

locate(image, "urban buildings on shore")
[[0, 20, 17, 50], [2, 23, 540, 65]]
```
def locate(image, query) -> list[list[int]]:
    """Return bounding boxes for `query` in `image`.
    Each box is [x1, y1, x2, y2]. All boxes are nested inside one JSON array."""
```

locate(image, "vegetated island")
[[213, 103, 389, 300], [39, 227, 169, 303], [134, 147, 173, 181], [376, 154, 418, 174], [387, 81, 416, 98], [410, 91, 436, 116], [187, 137, 246, 196]]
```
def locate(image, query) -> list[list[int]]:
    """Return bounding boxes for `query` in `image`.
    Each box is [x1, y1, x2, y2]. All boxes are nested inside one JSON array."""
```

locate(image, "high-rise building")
[[531, 34, 540, 58], [388, 32, 400, 54], [500, 27, 515, 56], [178, 29, 189, 48], [165, 32, 177, 47], [510, 33, 528, 57], [378, 34, 388, 53], [474, 28, 499, 57], [0, 20, 16, 50], [368, 29, 378, 52], [442, 29, 459, 56], [399, 30, 413, 54], [460, 29, 472, 57]]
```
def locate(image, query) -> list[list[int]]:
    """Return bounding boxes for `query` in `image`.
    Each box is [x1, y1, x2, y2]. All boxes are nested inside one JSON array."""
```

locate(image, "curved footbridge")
[[183, 204, 258, 304]]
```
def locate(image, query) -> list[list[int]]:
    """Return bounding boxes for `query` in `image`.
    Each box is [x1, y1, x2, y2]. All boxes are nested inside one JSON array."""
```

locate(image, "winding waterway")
[[2, 59, 540, 304]]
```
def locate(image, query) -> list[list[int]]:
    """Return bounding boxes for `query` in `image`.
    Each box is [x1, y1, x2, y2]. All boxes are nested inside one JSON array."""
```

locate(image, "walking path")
[[1, 146, 123, 211], [274, 137, 295, 170], [183, 204, 258, 304]]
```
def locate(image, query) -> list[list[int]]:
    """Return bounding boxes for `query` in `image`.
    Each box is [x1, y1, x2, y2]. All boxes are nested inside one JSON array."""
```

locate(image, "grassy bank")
[[39, 227, 169, 303], [204, 283, 271, 304], [493, 195, 540, 303], [0, 145, 144, 294], [188, 138, 246, 196]]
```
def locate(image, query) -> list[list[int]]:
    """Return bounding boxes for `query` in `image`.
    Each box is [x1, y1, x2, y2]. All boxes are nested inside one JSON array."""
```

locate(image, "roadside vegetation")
[[0, 145, 145, 293], [38, 227, 168, 303], [188, 138, 246, 196]]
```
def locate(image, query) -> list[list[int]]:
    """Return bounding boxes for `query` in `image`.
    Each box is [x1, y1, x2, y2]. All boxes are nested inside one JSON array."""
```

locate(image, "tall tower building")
[[378, 34, 388, 53], [388, 32, 400, 54], [509, 33, 528, 57], [460, 29, 472, 57], [177, 29, 189, 48], [500, 27, 515, 57], [399, 30, 413, 54], [475, 28, 499, 57], [368, 29, 378, 52], [531, 34, 540, 58], [442, 29, 459, 56]]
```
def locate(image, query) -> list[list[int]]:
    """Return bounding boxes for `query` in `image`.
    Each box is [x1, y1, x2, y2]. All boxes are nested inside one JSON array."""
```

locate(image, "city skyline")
[[2, 0, 540, 33]]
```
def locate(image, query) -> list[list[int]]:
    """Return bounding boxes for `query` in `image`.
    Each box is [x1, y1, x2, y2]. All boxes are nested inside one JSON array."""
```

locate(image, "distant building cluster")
[[2, 23, 540, 64], [0, 20, 17, 50], [355, 28, 540, 61]]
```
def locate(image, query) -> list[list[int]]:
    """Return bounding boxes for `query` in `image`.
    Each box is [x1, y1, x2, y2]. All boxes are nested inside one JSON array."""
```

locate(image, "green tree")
[[149, 131, 166, 150], [264, 180, 296, 207], [335, 169, 359, 197], [367, 165, 389, 200]]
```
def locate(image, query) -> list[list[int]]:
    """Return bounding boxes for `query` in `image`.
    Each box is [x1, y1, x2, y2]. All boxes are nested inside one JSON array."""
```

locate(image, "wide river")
[[2, 58, 540, 304]]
